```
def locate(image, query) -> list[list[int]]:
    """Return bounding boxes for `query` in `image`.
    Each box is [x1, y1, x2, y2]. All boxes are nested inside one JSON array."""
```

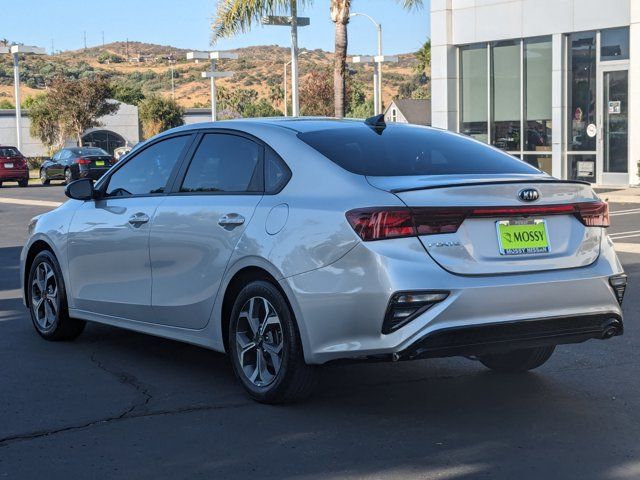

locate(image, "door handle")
[[218, 213, 245, 228], [128, 213, 150, 227]]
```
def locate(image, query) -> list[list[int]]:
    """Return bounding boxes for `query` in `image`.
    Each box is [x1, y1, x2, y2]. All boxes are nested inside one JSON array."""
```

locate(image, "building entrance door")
[[598, 68, 629, 185]]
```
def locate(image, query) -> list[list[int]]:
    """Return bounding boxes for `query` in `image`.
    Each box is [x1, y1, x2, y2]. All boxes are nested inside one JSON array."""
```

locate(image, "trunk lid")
[[368, 176, 604, 275]]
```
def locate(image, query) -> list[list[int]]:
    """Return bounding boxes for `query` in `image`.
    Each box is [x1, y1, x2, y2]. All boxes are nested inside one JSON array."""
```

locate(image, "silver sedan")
[[20, 117, 626, 403]]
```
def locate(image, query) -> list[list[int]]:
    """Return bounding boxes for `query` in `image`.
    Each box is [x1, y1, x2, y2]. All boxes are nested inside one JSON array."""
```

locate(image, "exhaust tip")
[[601, 319, 623, 339]]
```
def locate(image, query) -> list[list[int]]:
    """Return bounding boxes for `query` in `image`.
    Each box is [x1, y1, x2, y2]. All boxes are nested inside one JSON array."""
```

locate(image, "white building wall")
[[629, 1, 640, 184], [0, 100, 139, 156]]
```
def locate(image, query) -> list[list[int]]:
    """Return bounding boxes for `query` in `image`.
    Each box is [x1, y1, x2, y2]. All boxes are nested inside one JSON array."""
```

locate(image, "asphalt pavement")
[[1, 185, 640, 479]]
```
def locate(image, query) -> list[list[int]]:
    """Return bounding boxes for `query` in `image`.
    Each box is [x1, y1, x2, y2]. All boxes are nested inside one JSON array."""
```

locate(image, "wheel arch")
[[23, 239, 56, 301], [219, 263, 309, 359]]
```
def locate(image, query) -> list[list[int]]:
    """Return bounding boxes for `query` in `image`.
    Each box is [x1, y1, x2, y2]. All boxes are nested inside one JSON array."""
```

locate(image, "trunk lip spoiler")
[[387, 179, 592, 194]]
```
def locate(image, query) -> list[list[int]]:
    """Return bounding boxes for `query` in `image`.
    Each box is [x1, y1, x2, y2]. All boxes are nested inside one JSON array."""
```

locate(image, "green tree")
[[242, 99, 284, 118], [111, 83, 146, 105], [212, 0, 423, 118], [29, 94, 65, 150], [415, 38, 431, 74], [29, 76, 119, 147], [138, 94, 184, 139]]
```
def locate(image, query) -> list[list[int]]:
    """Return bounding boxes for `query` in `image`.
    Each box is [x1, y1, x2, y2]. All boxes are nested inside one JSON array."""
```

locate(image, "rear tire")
[[228, 280, 315, 404], [479, 345, 555, 373], [28, 250, 85, 341], [18, 178, 28, 188], [40, 169, 50, 185]]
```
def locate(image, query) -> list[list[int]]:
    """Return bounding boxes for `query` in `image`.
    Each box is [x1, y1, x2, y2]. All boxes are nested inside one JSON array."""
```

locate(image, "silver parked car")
[[21, 117, 626, 403]]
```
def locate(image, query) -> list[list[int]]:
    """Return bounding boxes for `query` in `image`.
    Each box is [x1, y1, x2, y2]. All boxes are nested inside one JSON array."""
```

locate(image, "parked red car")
[[0, 146, 29, 187]]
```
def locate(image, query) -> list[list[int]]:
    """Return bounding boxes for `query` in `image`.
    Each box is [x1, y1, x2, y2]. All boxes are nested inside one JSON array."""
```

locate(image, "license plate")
[[496, 219, 550, 255], [4, 163, 13, 168], [95, 161, 105, 166]]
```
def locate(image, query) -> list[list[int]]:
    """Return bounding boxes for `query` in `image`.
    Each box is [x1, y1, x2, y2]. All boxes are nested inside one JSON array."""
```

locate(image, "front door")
[[598, 68, 629, 185], [67, 134, 192, 321]]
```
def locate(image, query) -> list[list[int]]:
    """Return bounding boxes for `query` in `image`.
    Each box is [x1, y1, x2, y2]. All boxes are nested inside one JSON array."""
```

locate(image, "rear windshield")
[[298, 124, 540, 176], [70, 147, 109, 156], [0, 147, 20, 157]]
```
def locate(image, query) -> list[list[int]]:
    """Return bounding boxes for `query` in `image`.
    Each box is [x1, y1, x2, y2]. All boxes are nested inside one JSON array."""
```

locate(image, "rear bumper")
[[0, 169, 28, 181], [79, 167, 109, 180], [284, 233, 624, 364], [397, 312, 622, 361]]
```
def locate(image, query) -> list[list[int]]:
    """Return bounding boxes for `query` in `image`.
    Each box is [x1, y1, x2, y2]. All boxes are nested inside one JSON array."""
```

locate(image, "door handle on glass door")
[[128, 213, 150, 227], [218, 213, 245, 228]]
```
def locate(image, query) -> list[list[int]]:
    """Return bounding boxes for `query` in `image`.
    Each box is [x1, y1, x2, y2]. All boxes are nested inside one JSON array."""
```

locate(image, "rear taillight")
[[346, 201, 610, 241], [345, 208, 415, 241], [574, 201, 610, 227], [76, 158, 91, 165]]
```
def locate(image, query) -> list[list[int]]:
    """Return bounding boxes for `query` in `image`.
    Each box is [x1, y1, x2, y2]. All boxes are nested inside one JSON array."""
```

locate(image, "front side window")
[[105, 135, 189, 197], [181, 134, 262, 193]]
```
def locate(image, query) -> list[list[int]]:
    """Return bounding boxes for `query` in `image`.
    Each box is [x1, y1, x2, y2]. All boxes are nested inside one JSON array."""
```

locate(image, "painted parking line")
[[0, 197, 62, 208], [613, 242, 640, 255], [610, 230, 640, 240], [610, 208, 640, 217]]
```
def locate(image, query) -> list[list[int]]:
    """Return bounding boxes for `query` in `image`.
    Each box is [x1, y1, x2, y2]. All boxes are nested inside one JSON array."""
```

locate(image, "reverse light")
[[383, 291, 449, 334], [609, 274, 627, 305]]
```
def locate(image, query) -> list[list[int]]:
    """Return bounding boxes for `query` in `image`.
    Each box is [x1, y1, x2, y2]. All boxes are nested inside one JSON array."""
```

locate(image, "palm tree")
[[212, 0, 423, 118]]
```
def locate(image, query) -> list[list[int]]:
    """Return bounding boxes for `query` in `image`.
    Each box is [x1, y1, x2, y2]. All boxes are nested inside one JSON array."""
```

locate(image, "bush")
[[27, 156, 47, 170], [138, 95, 184, 139]]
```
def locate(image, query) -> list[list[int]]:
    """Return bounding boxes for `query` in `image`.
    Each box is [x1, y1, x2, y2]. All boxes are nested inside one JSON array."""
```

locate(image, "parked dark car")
[[40, 147, 115, 185], [0, 146, 29, 187]]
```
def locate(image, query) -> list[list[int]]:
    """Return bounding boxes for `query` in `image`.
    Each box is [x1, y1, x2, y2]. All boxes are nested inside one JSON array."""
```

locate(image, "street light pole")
[[187, 51, 237, 122], [8, 45, 46, 151], [350, 12, 384, 115], [283, 61, 290, 117], [262, 9, 310, 117]]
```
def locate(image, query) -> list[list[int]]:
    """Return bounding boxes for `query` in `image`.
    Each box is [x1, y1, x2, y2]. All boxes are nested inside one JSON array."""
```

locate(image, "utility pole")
[[102, 31, 105, 47], [51, 39, 54, 55], [83, 31, 87, 50]]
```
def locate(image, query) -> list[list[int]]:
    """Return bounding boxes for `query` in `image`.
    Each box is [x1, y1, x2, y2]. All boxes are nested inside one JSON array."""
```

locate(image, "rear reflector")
[[383, 291, 449, 333], [346, 201, 609, 241], [76, 158, 91, 165]]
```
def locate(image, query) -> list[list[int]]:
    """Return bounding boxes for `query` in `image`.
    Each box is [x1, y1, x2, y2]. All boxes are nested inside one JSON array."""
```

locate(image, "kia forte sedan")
[[21, 117, 626, 403]]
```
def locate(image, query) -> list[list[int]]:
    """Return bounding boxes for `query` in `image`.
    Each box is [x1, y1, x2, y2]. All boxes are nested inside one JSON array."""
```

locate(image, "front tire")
[[40, 169, 50, 185], [64, 168, 74, 184], [228, 280, 315, 404], [479, 345, 555, 373], [28, 250, 85, 341]]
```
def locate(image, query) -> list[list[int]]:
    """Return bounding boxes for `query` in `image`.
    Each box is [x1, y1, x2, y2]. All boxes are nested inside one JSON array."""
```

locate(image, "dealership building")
[[431, 0, 639, 186]]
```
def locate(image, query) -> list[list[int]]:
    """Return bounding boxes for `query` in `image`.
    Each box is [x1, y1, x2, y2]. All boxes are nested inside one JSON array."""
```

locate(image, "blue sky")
[[4, 0, 430, 55]]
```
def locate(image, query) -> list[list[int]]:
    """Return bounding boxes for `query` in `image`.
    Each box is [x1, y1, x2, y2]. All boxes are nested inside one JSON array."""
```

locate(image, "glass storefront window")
[[523, 154, 552, 175], [568, 154, 596, 182], [460, 44, 488, 143], [491, 40, 521, 151], [601, 27, 629, 61], [568, 32, 597, 152], [603, 70, 628, 173], [524, 38, 552, 151]]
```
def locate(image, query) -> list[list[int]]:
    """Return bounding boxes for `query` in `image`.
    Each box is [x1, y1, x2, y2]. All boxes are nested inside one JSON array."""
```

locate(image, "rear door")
[[67, 134, 192, 320], [386, 179, 604, 275], [148, 132, 264, 329]]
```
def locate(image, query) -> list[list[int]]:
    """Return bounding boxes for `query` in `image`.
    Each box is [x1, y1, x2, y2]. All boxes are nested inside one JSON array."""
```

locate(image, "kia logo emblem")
[[518, 188, 540, 202]]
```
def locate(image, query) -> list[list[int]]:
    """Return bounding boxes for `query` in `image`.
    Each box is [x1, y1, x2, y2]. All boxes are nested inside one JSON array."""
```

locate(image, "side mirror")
[[65, 178, 95, 201]]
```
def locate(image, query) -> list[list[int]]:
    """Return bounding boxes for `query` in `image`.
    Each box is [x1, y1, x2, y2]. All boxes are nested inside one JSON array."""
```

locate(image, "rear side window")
[[181, 134, 262, 193], [265, 147, 291, 193], [298, 124, 540, 176], [106, 135, 189, 196], [0, 147, 20, 157]]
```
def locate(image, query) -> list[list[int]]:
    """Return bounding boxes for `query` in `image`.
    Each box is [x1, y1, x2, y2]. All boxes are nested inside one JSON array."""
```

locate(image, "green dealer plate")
[[496, 219, 550, 255]]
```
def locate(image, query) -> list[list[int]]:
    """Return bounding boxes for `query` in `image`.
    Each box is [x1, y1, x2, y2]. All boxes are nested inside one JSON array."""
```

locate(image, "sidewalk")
[[595, 186, 640, 204]]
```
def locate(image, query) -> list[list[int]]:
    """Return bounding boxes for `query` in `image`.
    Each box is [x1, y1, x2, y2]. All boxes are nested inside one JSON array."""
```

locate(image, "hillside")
[[0, 41, 428, 110]]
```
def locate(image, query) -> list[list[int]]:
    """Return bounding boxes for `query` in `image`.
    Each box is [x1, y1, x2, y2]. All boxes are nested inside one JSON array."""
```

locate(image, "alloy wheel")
[[235, 296, 284, 387], [31, 261, 58, 331], [40, 170, 47, 183]]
